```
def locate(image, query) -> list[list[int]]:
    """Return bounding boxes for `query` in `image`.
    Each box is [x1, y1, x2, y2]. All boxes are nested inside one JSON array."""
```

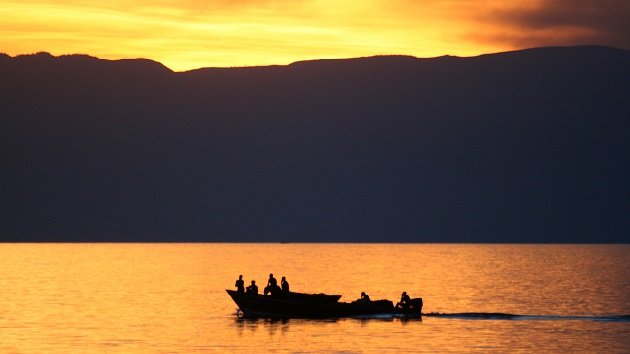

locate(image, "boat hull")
[[226, 290, 422, 318]]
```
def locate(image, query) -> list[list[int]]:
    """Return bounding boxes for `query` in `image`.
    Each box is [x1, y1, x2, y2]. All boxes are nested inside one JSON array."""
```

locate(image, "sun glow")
[[1, 0, 627, 71]]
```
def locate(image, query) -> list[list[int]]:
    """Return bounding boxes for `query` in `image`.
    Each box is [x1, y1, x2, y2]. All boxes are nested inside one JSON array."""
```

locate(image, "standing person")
[[281, 276, 290, 293], [235, 275, 245, 293], [246, 280, 258, 295]]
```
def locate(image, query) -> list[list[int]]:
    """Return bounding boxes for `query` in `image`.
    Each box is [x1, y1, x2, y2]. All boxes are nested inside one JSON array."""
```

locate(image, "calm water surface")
[[0, 244, 628, 353]]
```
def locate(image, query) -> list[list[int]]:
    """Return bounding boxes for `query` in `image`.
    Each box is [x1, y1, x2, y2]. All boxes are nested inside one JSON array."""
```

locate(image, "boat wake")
[[423, 312, 630, 322]]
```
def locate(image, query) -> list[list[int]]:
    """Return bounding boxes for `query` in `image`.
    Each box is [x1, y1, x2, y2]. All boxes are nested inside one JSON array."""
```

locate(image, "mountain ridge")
[[1, 46, 629, 242], [3, 45, 628, 72]]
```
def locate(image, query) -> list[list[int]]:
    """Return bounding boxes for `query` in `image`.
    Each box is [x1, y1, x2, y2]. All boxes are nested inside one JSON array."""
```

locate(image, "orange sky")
[[1, 0, 628, 71]]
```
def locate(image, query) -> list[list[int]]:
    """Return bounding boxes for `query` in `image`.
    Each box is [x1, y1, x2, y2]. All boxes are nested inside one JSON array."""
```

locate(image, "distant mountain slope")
[[1, 46, 629, 242]]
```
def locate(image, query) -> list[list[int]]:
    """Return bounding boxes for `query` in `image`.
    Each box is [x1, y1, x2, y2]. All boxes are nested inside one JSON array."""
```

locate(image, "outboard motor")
[[409, 298, 423, 314]]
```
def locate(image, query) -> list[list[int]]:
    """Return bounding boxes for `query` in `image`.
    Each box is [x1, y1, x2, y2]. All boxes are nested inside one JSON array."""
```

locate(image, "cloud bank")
[[1, 0, 628, 70], [471, 0, 630, 49]]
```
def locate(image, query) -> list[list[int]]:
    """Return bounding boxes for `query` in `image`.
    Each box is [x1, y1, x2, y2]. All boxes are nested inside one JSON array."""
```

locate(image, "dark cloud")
[[479, 0, 630, 49]]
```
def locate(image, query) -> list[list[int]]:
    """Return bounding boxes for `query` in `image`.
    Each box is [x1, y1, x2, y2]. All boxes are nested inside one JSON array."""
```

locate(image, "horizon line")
[[2, 44, 625, 73], [1, 241, 627, 245]]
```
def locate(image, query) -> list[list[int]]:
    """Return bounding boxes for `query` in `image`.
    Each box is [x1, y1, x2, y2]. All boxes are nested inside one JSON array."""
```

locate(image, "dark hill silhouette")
[[1, 46, 629, 242]]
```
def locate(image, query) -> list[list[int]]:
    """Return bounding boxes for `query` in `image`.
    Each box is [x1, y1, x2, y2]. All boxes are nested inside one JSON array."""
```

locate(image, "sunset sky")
[[2, 0, 629, 71]]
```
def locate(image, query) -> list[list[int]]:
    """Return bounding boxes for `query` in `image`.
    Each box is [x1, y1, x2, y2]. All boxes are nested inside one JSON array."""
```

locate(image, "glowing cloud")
[[1, 0, 628, 70]]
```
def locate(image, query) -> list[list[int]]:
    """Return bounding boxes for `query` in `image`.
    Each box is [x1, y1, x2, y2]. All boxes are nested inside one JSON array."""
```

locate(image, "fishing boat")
[[226, 290, 423, 318]]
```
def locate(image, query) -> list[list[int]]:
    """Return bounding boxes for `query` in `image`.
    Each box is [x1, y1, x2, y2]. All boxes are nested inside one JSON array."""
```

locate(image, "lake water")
[[0, 244, 628, 353]]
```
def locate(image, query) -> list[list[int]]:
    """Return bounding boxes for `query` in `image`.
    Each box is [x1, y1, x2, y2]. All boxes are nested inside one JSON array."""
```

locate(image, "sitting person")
[[396, 291, 411, 309], [281, 276, 290, 293], [355, 291, 371, 303], [245, 280, 258, 295], [264, 273, 280, 295]]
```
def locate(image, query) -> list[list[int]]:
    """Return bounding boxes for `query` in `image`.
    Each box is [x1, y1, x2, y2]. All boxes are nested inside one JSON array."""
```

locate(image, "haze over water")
[[1, 244, 628, 352]]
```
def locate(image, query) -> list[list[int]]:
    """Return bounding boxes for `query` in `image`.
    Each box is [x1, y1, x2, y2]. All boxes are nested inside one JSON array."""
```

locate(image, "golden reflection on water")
[[0, 244, 628, 352]]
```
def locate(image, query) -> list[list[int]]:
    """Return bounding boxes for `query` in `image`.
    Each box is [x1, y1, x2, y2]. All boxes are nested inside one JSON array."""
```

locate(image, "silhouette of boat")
[[226, 290, 422, 318]]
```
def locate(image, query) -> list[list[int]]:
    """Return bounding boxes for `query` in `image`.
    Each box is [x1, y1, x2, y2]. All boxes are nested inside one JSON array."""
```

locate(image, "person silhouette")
[[281, 276, 290, 293], [235, 275, 245, 293], [396, 291, 411, 309], [245, 280, 258, 295], [359, 292, 371, 302], [265, 273, 278, 295]]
